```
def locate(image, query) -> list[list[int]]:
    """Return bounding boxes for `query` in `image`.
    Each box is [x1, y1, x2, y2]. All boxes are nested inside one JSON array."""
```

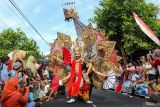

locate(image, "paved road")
[[42, 89, 157, 107]]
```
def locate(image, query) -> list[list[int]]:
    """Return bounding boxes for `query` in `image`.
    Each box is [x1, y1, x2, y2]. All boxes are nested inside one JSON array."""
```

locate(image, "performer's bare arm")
[[92, 67, 106, 77], [135, 77, 145, 84], [61, 73, 71, 83], [85, 63, 93, 75]]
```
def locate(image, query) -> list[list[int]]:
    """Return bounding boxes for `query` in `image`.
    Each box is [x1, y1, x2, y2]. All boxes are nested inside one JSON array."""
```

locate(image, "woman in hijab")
[[1, 61, 29, 107]]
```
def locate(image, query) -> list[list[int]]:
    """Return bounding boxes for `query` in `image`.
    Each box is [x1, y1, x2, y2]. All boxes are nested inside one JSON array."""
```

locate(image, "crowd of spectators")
[[0, 56, 58, 107], [115, 49, 160, 104]]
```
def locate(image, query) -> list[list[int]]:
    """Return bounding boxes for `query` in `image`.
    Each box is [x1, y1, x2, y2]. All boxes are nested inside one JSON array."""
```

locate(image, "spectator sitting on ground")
[[26, 85, 42, 107], [39, 83, 48, 101], [44, 80, 51, 94]]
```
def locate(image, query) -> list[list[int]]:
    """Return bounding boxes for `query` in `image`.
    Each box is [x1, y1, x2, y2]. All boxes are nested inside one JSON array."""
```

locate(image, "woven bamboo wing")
[[97, 40, 116, 58], [82, 23, 97, 45]]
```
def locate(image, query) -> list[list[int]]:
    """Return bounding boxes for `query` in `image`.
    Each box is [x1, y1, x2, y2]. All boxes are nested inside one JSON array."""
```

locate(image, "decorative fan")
[[62, 47, 71, 66], [103, 69, 116, 89]]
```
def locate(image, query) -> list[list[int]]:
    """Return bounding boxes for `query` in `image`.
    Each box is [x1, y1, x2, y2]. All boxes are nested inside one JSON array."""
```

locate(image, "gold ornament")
[[63, 8, 79, 21], [82, 23, 97, 45], [57, 32, 72, 49], [104, 61, 120, 73], [117, 56, 122, 62], [56, 68, 67, 80], [97, 40, 116, 58], [48, 50, 63, 65]]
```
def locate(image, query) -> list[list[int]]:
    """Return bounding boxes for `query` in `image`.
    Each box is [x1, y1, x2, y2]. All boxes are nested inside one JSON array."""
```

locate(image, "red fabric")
[[150, 58, 160, 67], [62, 47, 71, 65], [81, 82, 90, 92], [116, 83, 122, 93], [67, 59, 82, 96], [1, 77, 29, 107], [51, 75, 59, 93], [123, 75, 129, 81], [8, 60, 12, 72]]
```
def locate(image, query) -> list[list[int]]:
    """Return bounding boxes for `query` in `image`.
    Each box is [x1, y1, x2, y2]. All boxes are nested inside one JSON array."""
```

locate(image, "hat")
[[13, 62, 22, 70]]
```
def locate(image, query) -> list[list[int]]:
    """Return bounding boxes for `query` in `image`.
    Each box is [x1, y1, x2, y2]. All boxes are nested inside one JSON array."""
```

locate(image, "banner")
[[132, 12, 160, 46]]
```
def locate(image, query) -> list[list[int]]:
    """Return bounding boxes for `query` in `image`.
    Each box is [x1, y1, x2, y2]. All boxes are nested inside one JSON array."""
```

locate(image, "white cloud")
[[27, 33, 55, 43], [49, 25, 64, 31], [32, 6, 45, 15], [146, 0, 160, 6], [43, 51, 50, 56], [26, 33, 55, 53]]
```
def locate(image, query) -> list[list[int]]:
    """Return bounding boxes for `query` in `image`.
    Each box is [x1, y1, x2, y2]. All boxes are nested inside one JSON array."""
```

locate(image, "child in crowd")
[[45, 80, 52, 94], [26, 85, 42, 107], [39, 84, 48, 101]]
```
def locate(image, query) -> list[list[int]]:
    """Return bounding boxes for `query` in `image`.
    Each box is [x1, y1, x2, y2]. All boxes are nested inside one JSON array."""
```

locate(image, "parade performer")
[[61, 47, 93, 103]]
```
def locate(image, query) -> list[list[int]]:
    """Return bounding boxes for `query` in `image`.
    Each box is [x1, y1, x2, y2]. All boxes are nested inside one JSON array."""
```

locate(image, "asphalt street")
[[42, 89, 158, 107]]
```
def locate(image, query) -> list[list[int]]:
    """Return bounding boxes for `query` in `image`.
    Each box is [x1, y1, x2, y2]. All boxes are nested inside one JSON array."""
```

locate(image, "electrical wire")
[[4, 0, 26, 26], [9, 0, 50, 47]]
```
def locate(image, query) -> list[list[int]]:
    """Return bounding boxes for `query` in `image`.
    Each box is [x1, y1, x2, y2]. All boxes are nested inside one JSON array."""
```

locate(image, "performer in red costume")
[[62, 47, 93, 103]]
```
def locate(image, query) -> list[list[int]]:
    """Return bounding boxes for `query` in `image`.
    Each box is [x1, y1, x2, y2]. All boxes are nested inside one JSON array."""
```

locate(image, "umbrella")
[[103, 69, 116, 89]]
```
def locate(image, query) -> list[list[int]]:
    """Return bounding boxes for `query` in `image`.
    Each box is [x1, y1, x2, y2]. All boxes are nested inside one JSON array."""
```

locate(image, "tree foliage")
[[92, 0, 160, 59], [0, 28, 43, 61]]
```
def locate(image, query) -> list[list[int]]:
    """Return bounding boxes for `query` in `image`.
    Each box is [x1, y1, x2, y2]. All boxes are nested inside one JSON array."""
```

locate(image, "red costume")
[[67, 59, 90, 102], [67, 59, 82, 96]]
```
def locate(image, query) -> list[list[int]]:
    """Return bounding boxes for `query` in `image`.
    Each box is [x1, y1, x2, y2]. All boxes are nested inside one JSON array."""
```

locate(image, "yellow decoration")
[[156, 84, 160, 91], [104, 61, 120, 73], [97, 40, 116, 58], [48, 50, 63, 65], [56, 68, 67, 80], [82, 23, 97, 45], [57, 32, 72, 49], [117, 56, 122, 61]]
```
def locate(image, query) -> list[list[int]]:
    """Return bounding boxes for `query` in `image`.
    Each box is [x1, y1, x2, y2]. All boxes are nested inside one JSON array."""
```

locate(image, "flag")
[[132, 12, 160, 46]]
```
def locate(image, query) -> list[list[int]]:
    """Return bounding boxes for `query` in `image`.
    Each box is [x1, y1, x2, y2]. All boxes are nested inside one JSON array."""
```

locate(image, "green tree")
[[0, 28, 43, 61], [92, 0, 160, 62]]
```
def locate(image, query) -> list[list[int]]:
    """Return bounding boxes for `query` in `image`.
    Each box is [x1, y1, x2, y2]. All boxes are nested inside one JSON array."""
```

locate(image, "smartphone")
[[26, 78, 30, 86]]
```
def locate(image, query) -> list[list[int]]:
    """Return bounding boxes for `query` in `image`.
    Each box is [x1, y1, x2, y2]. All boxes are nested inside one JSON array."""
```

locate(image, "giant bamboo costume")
[[47, 2, 122, 103]]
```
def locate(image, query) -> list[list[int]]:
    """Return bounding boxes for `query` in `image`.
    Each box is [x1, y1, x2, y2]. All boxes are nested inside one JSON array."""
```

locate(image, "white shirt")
[[131, 74, 139, 81], [145, 62, 156, 75], [157, 65, 160, 75], [45, 85, 50, 93], [0, 64, 8, 82]]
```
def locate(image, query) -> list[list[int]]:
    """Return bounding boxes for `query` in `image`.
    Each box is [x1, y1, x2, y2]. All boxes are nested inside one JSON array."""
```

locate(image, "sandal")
[[45, 98, 50, 102]]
